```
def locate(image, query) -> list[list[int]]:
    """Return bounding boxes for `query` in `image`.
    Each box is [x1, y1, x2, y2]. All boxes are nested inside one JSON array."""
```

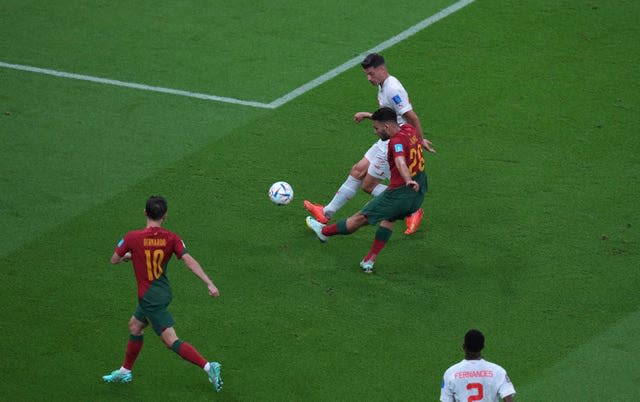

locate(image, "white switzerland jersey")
[[378, 75, 413, 125], [440, 359, 516, 402], [365, 75, 414, 177]]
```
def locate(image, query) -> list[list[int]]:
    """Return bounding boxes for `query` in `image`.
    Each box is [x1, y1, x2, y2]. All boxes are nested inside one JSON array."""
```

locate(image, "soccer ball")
[[269, 181, 294, 205]]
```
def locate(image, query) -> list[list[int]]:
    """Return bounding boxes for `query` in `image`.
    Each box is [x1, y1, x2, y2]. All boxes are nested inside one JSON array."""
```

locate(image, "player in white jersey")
[[440, 329, 516, 402], [304, 53, 436, 234], [357, 74, 413, 181]]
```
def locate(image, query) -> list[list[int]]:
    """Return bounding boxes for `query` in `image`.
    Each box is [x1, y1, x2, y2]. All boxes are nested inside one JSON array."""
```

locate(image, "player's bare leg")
[[361, 173, 387, 196], [345, 213, 369, 232]]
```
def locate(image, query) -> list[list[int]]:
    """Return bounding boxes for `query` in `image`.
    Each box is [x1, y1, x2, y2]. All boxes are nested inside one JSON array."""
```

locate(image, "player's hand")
[[423, 138, 436, 154], [353, 112, 371, 123], [208, 283, 220, 298], [406, 180, 419, 192]]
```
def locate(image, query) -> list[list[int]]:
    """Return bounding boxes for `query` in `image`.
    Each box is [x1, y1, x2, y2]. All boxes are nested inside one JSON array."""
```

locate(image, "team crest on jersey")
[[394, 143, 404, 153], [392, 94, 402, 105]]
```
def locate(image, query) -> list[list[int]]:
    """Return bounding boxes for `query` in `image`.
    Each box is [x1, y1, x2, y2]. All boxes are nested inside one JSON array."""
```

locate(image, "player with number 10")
[[102, 195, 223, 393]]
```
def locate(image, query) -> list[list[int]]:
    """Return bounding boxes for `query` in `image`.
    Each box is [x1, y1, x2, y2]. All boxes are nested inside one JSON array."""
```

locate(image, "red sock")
[[122, 334, 144, 370], [172, 340, 208, 368], [322, 224, 339, 236], [364, 239, 387, 262]]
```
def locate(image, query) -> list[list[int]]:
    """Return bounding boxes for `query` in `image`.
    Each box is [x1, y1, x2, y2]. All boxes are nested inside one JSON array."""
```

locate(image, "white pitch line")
[[0, 61, 274, 109], [0, 0, 474, 109], [269, 0, 475, 108]]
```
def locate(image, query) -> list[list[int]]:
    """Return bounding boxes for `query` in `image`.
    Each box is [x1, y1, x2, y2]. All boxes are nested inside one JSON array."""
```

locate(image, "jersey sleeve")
[[439, 376, 454, 402], [498, 371, 516, 398], [387, 84, 412, 116], [390, 136, 407, 159], [173, 234, 187, 259], [114, 234, 130, 257]]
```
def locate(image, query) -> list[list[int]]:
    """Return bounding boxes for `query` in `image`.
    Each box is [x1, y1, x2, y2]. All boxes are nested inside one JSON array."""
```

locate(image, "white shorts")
[[364, 139, 390, 180]]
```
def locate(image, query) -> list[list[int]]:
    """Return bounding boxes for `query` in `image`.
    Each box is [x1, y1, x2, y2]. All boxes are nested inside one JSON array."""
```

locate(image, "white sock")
[[324, 175, 361, 217], [203, 362, 211, 372], [119, 367, 131, 374], [371, 183, 387, 197]]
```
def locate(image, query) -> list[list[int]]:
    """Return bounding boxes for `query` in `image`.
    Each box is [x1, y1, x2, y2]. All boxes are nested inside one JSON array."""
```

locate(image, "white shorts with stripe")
[[364, 139, 390, 180]]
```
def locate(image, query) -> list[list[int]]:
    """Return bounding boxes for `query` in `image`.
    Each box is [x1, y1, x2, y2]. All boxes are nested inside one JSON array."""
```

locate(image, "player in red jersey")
[[102, 195, 223, 392], [306, 107, 428, 272], [304, 53, 435, 235]]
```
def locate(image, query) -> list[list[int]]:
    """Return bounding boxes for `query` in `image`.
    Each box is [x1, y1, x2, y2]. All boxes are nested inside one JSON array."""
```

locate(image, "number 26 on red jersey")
[[407, 147, 425, 176]]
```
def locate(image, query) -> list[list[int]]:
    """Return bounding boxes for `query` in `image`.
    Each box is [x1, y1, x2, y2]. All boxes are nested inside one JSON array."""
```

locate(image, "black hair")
[[464, 329, 485, 353], [361, 53, 385, 69], [371, 107, 397, 123], [145, 195, 168, 221]]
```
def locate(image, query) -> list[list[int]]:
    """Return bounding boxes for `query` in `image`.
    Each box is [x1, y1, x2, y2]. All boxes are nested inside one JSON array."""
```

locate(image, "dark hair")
[[361, 53, 385, 69], [371, 107, 397, 123], [464, 329, 485, 353], [145, 195, 168, 220]]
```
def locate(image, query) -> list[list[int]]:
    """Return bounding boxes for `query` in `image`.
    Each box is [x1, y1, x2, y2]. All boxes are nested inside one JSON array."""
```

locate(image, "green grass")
[[0, 0, 456, 100], [1, 0, 639, 400]]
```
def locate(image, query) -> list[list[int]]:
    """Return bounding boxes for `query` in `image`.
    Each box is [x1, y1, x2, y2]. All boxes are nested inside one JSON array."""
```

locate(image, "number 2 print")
[[466, 383, 484, 401]]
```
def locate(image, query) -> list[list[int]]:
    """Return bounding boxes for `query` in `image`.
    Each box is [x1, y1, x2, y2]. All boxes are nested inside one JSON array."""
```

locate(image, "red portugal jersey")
[[115, 226, 186, 301], [387, 124, 426, 190]]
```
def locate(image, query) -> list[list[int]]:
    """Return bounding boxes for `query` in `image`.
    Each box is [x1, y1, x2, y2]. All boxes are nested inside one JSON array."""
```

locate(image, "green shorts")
[[361, 184, 425, 225], [134, 302, 175, 336]]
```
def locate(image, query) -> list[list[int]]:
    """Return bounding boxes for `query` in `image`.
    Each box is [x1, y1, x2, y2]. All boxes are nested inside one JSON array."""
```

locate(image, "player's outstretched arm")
[[402, 110, 423, 137], [182, 254, 220, 297], [403, 110, 436, 154], [422, 138, 436, 153], [353, 111, 372, 122]]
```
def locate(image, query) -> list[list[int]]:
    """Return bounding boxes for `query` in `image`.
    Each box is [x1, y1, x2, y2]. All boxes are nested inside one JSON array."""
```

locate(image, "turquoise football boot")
[[102, 369, 132, 383], [360, 260, 374, 274], [207, 362, 223, 392]]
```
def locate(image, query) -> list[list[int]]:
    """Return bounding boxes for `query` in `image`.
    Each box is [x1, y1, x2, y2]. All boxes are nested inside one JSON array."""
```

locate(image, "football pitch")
[[1, 0, 639, 400]]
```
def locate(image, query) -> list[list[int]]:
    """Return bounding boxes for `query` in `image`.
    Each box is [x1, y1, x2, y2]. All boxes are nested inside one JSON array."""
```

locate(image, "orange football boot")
[[404, 208, 424, 235], [303, 200, 329, 224]]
